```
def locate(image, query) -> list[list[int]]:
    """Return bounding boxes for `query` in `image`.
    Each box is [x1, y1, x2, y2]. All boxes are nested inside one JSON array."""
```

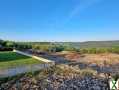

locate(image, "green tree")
[[6, 41, 15, 48]]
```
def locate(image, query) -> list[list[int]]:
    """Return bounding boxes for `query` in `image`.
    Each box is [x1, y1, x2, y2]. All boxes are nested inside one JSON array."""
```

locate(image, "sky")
[[0, 0, 119, 42]]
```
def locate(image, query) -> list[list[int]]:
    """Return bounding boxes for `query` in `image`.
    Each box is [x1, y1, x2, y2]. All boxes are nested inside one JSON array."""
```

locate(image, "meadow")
[[0, 52, 43, 69]]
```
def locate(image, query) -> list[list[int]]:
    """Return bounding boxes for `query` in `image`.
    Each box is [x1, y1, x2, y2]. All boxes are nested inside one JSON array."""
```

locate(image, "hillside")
[[1, 39, 119, 49], [61, 40, 119, 49], [79, 40, 119, 48]]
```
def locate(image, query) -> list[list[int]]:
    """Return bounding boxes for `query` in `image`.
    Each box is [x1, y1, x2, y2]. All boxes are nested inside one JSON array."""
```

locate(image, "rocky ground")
[[0, 65, 111, 90], [1, 75, 109, 90], [1, 51, 119, 90]]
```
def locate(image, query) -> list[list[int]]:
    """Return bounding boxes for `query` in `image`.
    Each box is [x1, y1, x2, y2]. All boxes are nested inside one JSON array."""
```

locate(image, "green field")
[[0, 52, 43, 69]]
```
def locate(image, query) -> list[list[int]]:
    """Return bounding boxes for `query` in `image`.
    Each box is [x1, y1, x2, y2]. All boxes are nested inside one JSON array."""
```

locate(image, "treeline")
[[80, 47, 119, 54], [0, 40, 77, 52], [0, 40, 31, 50], [1, 39, 119, 54], [32, 44, 78, 52]]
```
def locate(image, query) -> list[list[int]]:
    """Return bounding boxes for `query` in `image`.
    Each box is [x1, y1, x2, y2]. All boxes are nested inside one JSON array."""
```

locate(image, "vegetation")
[[0, 39, 78, 52], [0, 52, 43, 69], [1, 39, 119, 54], [80, 47, 119, 54], [80, 68, 97, 77], [67, 40, 119, 48], [0, 47, 13, 51], [112, 73, 119, 81]]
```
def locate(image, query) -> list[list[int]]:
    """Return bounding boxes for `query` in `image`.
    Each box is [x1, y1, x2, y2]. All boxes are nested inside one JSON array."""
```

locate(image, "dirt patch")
[[54, 52, 119, 65]]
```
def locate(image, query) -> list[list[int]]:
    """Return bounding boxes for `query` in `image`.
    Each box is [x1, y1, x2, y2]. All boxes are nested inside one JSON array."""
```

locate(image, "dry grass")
[[37, 64, 97, 78], [79, 53, 119, 65], [54, 52, 119, 65], [80, 68, 97, 76]]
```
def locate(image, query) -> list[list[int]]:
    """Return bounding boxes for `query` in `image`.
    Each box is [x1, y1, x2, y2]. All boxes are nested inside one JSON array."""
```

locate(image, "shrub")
[[80, 68, 97, 77], [0, 47, 13, 51], [112, 73, 119, 81]]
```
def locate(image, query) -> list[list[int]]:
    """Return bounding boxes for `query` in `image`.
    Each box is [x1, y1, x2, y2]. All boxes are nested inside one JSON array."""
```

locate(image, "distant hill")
[[19, 40, 119, 48], [1, 39, 119, 49], [59, 40, 119, 49]]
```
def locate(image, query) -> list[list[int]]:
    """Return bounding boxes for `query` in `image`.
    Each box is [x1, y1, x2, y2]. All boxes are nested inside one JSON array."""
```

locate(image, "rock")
[[89, 63, 97, 67], [0, 66, 110, 90], [99, 73, 106, 78]]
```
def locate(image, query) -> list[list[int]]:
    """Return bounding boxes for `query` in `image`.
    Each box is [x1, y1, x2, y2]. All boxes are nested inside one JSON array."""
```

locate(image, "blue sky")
[[0, 0, 119, 42]]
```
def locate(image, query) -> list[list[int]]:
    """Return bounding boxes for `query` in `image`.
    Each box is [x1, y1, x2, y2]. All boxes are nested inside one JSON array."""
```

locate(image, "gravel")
[[0, 74, 109, 90]]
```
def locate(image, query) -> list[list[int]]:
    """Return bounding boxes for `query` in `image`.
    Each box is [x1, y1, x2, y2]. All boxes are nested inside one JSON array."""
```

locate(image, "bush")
[[0, 47, 13, 51], [112, 73, 119, 81], [80, 68, 97, 77], [80, 47, 119, 54]]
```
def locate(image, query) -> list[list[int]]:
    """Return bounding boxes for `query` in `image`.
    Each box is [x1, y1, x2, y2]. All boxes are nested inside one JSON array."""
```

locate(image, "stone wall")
[[13, 49, 54, 63]]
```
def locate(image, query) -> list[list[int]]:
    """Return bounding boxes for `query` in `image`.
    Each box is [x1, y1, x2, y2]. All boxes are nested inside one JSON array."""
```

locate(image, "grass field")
[[0, 52, 43, 69]]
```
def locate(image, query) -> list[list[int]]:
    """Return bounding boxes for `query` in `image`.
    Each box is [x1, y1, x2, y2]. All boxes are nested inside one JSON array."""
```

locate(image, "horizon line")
[[1, 38, 119, 43]]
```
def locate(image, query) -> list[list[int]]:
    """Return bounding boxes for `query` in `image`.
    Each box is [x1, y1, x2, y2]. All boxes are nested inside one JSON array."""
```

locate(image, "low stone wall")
[[0, 63, 54, 77], [13, 49, 54, 63]]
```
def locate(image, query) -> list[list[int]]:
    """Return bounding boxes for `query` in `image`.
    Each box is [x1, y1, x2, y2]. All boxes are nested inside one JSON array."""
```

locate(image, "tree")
[[6, 41, 15, 48], [0, 39, 7, 46], [80, 48, 88, 54]]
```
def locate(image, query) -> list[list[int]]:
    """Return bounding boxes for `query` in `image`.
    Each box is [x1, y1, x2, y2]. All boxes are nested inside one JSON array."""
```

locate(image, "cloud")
[[67, 0, 102, 22], [51, 0, 103, 29]]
